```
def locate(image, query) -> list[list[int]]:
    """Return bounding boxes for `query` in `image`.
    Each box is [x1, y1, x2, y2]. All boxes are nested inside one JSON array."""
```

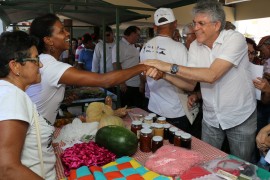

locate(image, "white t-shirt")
[[140, 36, 188, 118], [112, 38, 140, 87], [0, 80, 56, 179], [188, 30, 256, 130], [26, 54, 72, 124], [92, 40, 115, 73]]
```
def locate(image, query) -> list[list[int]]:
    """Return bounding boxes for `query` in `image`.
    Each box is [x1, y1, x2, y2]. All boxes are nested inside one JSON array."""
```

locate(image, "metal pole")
[[116, 7, 121, 108], [102, 18, 107, 96]]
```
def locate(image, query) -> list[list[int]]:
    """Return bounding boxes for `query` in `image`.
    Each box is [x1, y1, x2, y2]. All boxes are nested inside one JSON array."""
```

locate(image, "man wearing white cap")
[[140, 8, 196, 133]]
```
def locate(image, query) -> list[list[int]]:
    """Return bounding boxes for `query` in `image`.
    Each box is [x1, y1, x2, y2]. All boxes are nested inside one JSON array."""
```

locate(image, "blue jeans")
[[202, 110, 257, 162]]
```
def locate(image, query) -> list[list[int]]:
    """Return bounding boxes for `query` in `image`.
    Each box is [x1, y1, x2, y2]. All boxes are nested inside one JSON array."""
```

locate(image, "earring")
[[16, 72, 20, 76]]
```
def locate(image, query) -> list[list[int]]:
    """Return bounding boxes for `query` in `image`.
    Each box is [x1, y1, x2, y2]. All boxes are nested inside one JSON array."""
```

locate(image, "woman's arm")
[[0, 120, 43, 180], [59, 64, 148, 88]]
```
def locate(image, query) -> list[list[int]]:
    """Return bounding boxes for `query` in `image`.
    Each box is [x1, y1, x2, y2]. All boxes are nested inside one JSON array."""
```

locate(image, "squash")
[[86, 102, 114, 122], [98, 115, 125, 129], [95, 125, 138, 157]]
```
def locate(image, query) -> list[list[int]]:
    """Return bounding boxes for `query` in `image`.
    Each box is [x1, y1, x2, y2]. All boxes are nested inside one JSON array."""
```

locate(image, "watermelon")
[[95, 125, 138, 157]]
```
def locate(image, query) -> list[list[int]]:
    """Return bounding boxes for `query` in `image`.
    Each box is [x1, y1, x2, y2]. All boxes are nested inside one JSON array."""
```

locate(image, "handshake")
[[141, 59, 173, 80]]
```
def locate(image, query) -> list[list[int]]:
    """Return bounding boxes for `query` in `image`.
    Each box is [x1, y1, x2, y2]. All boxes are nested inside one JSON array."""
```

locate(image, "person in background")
[[181, 23, 196, 50], [77, 37, 82, 46], [224, 21, 236, 30], [140, 8, 196, 132], [92, 26, 115, 73], [112, 26, 144, 108], [74, 36, 84, 67], [143, 0, 256, 162], [70, 38, 78, 65], [251, 36, 270, 168], [0, 31, 56, 179], [26, 14, 153, 125], [172, 29, 180, 42], [254, 36, 270, 104], [78, 33, 95, 71]]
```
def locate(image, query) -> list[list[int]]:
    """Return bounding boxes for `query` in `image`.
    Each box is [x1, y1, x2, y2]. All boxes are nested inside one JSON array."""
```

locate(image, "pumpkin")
[[86, 102, 114, 122], [98, 115, 125, 129]]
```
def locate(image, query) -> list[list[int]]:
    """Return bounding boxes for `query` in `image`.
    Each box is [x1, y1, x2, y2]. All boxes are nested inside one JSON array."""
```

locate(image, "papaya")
[[95, 125, 138, 157]]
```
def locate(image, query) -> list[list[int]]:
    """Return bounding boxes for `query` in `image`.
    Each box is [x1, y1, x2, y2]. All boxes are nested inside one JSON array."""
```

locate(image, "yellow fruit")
[[86, 102, 114, 122], [98, 115, 125, 129]]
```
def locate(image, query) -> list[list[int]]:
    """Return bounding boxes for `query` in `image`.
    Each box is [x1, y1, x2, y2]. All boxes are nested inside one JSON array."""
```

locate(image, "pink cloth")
[[145, 145, 204, 177]]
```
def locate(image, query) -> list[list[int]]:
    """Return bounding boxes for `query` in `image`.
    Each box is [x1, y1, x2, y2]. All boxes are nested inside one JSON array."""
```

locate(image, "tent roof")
[[0, 0, 198, 26]]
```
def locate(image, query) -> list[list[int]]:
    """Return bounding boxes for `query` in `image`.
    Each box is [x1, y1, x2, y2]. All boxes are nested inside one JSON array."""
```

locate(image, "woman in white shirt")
[[0, 31, 56, 179]]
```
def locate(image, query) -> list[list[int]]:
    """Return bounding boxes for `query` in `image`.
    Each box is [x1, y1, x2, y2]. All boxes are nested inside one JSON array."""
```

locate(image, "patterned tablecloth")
[[53, 108, 227, 180]]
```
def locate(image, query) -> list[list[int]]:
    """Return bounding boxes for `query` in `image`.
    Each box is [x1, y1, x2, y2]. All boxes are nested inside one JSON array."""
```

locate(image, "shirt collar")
[[122, 37, 131, 45]]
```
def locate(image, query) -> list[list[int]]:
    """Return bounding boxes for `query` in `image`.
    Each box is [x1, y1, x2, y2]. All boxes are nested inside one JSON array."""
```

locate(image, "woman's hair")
[[0, 31, 38, 78], [29, 13, 60, 54], [192, 0, 226, 31]]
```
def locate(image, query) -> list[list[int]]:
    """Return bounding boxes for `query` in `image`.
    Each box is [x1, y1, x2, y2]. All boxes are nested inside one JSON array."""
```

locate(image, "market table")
[[60, 87, 117, 115], [53, 108, 233, 179]]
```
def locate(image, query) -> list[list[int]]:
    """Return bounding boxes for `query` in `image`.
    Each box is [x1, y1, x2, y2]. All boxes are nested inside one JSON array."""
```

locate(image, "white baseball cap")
[[154, 8, 176, 26]]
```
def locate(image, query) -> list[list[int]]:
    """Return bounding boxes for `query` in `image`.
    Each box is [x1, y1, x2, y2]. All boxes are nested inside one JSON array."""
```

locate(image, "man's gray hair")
[[182, 23, 193, 36], [192, 0, 226, 31]]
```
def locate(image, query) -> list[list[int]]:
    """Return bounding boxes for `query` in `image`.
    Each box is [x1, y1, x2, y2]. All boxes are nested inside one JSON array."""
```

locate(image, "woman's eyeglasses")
[[17, 57, 40, 66]]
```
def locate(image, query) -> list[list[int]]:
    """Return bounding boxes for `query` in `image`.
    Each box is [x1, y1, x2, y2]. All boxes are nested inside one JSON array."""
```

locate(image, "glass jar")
[[144, 116, 153, 125], [168, 127, 178, 144], [140, 128, 153, 152], [152, 136, 163, 153], [157, 117, 166, 124], [148, 113, 157, 122], [174, 131, 183, 147], [180, 133, 192, 149], [154, 123, 164, 138], [163, 123, 171, 140], [131, 120, 142, 139], [142, 123, 151, 129]]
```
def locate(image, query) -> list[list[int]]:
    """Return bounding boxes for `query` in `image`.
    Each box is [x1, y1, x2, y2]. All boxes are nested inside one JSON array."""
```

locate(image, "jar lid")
[[181, 133, 192, 139], [175, 130, 184, 136], [151, 123, 158, 127], [163, 123, 171, 128], [153, 136, 163, 141], [141, 128, 152, 134], [148, 113, 157, 117], [169, 127, 178, 132], [132, 120, 142, 125], [142, 123, 150, 129], [155, 123, 163, 128], [157, 117, 166, 121], [144, 116, 153, 120]]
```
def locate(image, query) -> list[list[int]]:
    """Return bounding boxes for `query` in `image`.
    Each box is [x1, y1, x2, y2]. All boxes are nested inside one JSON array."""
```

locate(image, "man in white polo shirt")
[[112, 26, 144, 108], [140, 8, 195, 133]]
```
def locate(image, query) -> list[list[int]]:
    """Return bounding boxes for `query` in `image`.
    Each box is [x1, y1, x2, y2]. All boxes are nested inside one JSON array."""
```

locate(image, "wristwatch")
[[170, 64, 179, 74]]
